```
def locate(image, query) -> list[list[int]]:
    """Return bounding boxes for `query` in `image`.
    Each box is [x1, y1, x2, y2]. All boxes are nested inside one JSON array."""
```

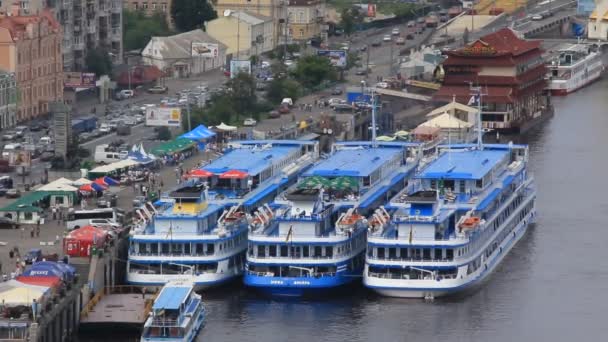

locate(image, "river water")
[[79, 79, 608, 341]]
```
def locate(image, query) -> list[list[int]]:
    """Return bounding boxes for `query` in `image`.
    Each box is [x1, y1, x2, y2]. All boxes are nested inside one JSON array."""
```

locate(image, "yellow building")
[[287, 0, 325, 41], [207, 11, 275, 59], [589, 1, 608, 40], [213, 0, 285, 46]]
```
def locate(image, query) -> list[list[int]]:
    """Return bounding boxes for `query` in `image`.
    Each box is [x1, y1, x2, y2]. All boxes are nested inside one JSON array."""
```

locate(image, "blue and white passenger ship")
[[244, 141, 420, 297], [141, 281, 205, 342], [127, 140, 319, 290], [363, 143, 536, 298]]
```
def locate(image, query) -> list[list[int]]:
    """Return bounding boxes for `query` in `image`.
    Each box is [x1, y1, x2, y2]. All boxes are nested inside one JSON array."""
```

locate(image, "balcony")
[[62, 0, 72, 8], [87, 25, 96, 34], [111, 1, 121, 13], [111, 27, 121, 41]]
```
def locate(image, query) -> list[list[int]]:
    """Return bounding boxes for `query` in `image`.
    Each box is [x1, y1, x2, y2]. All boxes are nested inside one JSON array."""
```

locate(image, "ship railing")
[[247, 270, 336, 277], [367, 256, 454, 262], [150, 317, 180, 327], [367, 272, 457, 280]]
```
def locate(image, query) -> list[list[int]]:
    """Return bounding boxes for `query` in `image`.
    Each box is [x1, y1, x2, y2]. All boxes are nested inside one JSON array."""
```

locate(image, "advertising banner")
[[191, 42, 219, 58], [367, 4, 377, 17], [145, 107, 182, 127], [316, 50, 347, 68], [230, 60, 252, 78], [8, 150, 31, 167], [64, 72, 96, 88]]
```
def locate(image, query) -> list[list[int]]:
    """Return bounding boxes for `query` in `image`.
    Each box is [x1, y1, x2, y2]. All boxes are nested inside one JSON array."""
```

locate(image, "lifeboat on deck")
[[459, 216, 480, 230]]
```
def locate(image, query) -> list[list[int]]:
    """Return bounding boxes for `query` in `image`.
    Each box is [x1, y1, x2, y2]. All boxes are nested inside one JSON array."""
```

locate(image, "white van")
[[66, 209, 121, 230], [39, 136, 52, 145], [94, 144, 128, 164]]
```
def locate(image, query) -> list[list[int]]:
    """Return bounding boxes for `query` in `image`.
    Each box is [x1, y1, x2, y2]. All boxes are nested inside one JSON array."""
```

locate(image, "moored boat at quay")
[[244, 141, 422, 297], [141, 281, 205, 342], [127, 140, 319, 290], [547, 43, 604, 96], [363, 143, 536, 298]]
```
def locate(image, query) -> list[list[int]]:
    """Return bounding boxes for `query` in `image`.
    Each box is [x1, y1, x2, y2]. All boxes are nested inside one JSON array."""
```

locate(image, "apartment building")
[[1, 0, 123, 71], [207, 11, 274, 59], [0, 10, 64, 122], [213, 0, 284, 47], [0, 72, 17, 129], [287, 0, 325, 41], [123, 0, 172, 27]]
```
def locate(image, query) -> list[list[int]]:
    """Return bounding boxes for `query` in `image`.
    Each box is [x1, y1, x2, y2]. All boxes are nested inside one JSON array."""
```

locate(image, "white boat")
[[363, 143, 536, 298], [547, 43, 603, 95], [141, 281, 205, 342], [127, 140, 319, 290]]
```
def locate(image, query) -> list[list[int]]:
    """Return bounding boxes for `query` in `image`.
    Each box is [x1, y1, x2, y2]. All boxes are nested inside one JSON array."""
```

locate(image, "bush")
[[156, 126, 172, 141]]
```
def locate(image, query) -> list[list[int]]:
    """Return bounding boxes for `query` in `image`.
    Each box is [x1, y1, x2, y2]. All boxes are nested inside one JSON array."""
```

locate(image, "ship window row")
[[464, 196, 532, 259], [249, 243, 334, 259], [131, 233, 246, 257], [367, 266, 458, 280], [248, 264, 338, 278], [129, 262, 218, 275], [367, 247, 454, 262]]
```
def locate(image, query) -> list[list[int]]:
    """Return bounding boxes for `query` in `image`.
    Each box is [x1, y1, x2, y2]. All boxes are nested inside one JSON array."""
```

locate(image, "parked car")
[[331, 87, 343, 95], [89, 218, 121, 229], [333, 104, 354, 112], [269, 110, 281, 118], [281, 98, 294, 107], [383, 35, 392, 42], [392, 28, 400, 36], [2, 132, 16, 141], [371, 40, 382, 47], [5, 189, 20, 198], [278, 105, 290, 114], [243, 118, 257, 126], [0, 217, 17, 229], [359, 45, 368, 52], [396, 37, 406, 45], [355, 68, 368, 76], [376, 82, 389, 89], [147, 86, 168, 94], [116, 89, 134, 100], [328, 98, 347, 108]]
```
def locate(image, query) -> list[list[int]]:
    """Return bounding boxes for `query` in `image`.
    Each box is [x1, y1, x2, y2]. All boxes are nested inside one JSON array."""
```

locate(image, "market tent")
[[32, 261, 76, 280], [0, 287, 47, 306], [219, 170, 248, 179], [298, 176, 331, 189], [150, 138, 196, 156], [0, 191, 47, 213], [36, 180, 78, 192], [102, 176, 120, 186], [16, 276, 62, 290], [329, 176, 358, 190], [187, 169, 214, 178], [73, 178, 92, 186], [394, 130, 410, 137], [419, 112, 473, 129], [128, 144, 157, 165], [180, 124, 216, 140], [93, 178, 109, 188], [63, 226, 108, 257], [79, 183, 104, 193], [427, 101, 478, 117], [215, 122, 237, 131], [89, 159, 140, 177]]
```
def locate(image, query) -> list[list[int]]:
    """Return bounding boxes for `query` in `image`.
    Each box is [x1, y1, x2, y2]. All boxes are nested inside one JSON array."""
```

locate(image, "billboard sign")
[[64, 72, 96, 88], [230, 60, 252, 78], [316, 50, 347, 68], [191, 42, 219, 58], [145, 107, 182, 127], [8, 150, 31, 167]]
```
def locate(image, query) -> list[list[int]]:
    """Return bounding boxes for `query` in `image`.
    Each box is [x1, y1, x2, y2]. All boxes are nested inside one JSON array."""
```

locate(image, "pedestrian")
[[55, 235, 60, 245], [36, 226, 40, 238], [20, 226, 24, 239], [160, 179, 164, 189], [36, 218, 40, 231], [30, 227, 34, 238], [52, 206, 56, 220]]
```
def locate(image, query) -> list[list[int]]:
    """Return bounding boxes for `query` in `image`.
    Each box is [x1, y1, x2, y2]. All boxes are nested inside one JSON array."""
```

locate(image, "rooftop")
[[419, 148, 508, 180], [142, 29, 227, 60], [304, 145, 403, 178], [152, 285, 191, 311], [228, 10, 272, 24], [203, 145, 297, 176], [447, 28, 541, 58]]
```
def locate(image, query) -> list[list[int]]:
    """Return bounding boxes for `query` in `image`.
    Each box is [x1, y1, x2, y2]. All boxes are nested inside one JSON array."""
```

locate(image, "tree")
[[156, 126, 172, 141], [171, 0, 217, 32], [226, 72, 257, 117], [85, 48, 113, 76], [266, 78, 301, 104], [340, 8, 356, 36], [291, 55, 337, 89], [123, 10, 172, 51]]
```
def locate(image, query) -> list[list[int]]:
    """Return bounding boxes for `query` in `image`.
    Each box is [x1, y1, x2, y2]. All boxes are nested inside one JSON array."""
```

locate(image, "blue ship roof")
[[419, 149, 508, 180], [202, 145, 295, 176], [304, 146, 403, 178], [152, 286, 191, 311]]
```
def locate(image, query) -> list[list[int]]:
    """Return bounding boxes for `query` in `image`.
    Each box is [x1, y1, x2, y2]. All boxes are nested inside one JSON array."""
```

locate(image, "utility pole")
[[366, 44, 370, 79], [186, 99, 192, 132], [236, 11, 240, 60], [389, 40, 394, 76]]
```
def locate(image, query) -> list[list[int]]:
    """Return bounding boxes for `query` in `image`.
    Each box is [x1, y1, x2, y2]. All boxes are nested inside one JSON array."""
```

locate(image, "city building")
[[123, 0, 172, 27], [0, 10, 64, 122], [0, 72, 17, 129], [212, 0, 285, 46], [588, 1, 608, 40], [1, 1, 123, 72], [141, 29, 227, 78], [578, 0, 596, 16], [206, 11, 274, 59], [434, 28, 551, 133], [287, 0, 325, 41]]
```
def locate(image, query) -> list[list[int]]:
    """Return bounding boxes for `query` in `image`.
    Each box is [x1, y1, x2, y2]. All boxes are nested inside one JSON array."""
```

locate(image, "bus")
[[66, 208, 123, 230]]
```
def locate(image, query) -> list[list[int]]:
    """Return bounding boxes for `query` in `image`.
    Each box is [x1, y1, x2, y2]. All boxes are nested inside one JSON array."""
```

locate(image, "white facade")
[[588, 1, 608, 40], [141, 30, 227, 78]]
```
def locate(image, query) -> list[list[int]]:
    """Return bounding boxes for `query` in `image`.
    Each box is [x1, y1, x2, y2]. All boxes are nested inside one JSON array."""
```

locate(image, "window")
[[152, 3, 156, 10], [269, 245, 277, 257], [280, 245, 288, 257], [377, 248, 385, 259], [184, 243, 190, 255], [162, 3, 167, 11], [196, 243, 204, 254], [257, 245, 265, 257], [134, 3, 138, 10], [302, 245, 309, 257], [446, 249, 454, 260], [143, 2, 148, 9], [459, 180, 466, 193]]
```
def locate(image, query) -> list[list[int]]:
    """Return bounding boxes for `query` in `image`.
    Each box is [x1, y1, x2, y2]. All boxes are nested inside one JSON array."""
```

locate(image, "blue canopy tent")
[[180, 125, 216, 140], [127, 144, 157, 165], [180, 125, 216, 150]]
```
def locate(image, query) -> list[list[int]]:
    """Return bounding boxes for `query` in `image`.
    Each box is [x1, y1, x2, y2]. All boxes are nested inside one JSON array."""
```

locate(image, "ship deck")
[[80, 288, 155, 327]]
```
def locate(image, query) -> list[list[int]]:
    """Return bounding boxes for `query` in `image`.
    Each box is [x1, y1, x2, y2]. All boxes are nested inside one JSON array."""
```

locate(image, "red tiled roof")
[[443, 63, 547, 86], [0, 9, 60, 41], [434, 85, 515, 104], [447, 28, 541, 58]]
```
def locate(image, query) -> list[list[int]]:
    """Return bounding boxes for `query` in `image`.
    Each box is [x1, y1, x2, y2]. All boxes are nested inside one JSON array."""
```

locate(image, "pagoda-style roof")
[[446, 28, 542, 59]]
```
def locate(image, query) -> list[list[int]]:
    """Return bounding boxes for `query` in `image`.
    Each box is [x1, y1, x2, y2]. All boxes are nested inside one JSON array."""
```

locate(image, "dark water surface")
[[80, 79, 608, 342]]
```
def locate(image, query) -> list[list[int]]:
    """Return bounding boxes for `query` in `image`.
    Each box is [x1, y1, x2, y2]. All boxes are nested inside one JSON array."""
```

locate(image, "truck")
[[94, 144, 128, 164], [72, 116, 98, 135], [24, 249, 59, 264]]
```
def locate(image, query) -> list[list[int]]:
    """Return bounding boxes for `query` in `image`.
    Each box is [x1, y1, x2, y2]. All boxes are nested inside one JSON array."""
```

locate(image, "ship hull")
[[244, 269, 361, 298]]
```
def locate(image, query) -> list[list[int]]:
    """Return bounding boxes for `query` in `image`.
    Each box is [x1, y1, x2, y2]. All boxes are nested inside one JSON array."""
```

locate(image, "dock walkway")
[[80, 286, 156, 329]]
